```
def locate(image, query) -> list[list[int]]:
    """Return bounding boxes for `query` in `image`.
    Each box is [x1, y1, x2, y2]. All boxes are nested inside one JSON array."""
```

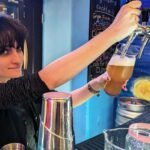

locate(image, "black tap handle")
[[126, 0, 148, 24], [142, 9, 149, 23], [126, 0, 135, 3], [126, 0, 141, 4]]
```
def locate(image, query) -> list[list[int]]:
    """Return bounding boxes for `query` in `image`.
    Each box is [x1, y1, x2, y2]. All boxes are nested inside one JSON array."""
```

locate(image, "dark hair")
[[0, 14, 28, 54]]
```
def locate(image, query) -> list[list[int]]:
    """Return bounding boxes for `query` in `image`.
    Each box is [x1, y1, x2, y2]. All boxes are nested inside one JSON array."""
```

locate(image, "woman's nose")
[[11, 49, 21, 62]]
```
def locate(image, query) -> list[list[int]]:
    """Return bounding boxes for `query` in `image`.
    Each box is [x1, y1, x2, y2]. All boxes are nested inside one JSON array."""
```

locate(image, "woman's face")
[[0, 42, 24, 82]]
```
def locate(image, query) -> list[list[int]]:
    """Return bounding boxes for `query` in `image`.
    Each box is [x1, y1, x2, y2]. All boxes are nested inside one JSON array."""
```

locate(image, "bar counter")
[[75, 111, 150, 150]]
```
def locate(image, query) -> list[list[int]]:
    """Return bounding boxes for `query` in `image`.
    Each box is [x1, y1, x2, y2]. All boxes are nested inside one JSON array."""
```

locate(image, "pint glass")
[[104, 44, 138, 96], [125, 123, 150, 150]]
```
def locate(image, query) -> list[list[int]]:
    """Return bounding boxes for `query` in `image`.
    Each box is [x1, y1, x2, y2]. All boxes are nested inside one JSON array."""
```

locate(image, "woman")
[[0, 1, 141, 149]]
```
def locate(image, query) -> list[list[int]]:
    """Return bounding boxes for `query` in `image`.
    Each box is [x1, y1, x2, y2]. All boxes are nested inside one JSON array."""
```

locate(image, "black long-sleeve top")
[[0, 73, 50, 149], [0, 73, 49, 109]]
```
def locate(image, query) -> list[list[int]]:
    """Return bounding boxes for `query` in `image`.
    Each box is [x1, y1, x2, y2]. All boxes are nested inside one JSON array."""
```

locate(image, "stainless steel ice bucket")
[[37, 92, 74, 150]]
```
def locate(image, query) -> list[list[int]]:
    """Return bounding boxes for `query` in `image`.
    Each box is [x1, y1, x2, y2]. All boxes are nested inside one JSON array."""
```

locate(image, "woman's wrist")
[[87, 78, 104, 96], [104, 26, 118, 44], [87, 83, 100, 96]]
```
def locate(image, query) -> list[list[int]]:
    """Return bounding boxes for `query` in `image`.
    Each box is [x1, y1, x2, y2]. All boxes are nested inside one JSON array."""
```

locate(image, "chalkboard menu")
[[88, 0, 120, 81]]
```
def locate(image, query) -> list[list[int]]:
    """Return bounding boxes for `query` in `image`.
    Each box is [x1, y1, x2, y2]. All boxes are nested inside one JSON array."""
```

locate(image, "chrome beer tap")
[[137, 25, 150, 58], [120, 25, 144, 58], [121, 6, 150, 59]]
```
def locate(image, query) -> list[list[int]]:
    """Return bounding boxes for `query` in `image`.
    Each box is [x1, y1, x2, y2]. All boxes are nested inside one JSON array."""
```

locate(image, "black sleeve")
[[0, 73, 50, 109]]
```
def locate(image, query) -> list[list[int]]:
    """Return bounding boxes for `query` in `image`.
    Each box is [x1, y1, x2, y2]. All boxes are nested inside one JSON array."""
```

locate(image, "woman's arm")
[[39, 1, 141, 90], [71, 72, 109, 108]]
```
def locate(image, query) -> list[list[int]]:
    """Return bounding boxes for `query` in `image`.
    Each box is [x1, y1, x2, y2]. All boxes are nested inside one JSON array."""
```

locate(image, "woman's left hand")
[[90, 72, 110, 91]]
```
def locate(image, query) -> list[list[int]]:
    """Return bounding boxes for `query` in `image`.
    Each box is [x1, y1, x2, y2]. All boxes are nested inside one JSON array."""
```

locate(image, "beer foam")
[[108, 55, 135, 66]]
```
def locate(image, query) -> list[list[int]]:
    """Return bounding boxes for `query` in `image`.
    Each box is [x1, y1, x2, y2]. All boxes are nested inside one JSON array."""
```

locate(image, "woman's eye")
[[2, 47, 10, 55], [2, 50, 9, 55], [1, 50, 9, 55], [17, 47, 22, 52]]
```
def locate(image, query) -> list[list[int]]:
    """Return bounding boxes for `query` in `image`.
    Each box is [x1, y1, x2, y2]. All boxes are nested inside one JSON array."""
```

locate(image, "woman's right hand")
[[107, 0, 142, 42]]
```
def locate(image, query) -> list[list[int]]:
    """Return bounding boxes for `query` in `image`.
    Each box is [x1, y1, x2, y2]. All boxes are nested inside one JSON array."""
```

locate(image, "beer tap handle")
[[121, 0, 141, 58], [138, 36, 149, 58], [142, 9, 149, 25], [120, 0, 143, 58], [126, 0, 135, 2], [126, 0, 138, 3]]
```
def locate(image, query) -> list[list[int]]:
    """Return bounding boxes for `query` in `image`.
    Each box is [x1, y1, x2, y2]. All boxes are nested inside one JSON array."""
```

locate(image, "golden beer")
[[104, 54, 136, 96]]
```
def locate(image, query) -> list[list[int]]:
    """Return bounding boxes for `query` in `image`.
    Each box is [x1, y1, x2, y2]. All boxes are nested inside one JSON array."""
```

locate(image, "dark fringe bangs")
[[0, 15, 28, 53]]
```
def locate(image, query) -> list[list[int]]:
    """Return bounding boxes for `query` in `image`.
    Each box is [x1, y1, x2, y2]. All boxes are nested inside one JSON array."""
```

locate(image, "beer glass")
[[104, 43, 138, 96], [125, 123, 150, 150]]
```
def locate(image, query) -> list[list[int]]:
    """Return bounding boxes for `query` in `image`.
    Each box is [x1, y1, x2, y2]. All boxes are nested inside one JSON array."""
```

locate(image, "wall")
[[42, 0, 72, 91], [43, 0, 115, 144]]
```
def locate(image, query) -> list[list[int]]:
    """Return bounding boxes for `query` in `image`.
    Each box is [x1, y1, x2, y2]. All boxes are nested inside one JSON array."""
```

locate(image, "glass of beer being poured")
[[104, 43, 138, 96]]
